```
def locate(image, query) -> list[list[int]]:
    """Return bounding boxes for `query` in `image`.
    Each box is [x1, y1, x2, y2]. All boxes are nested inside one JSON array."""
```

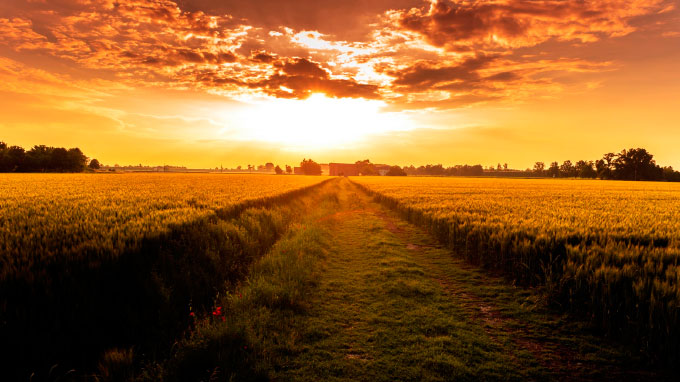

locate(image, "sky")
[[0, 0, 678, 169]]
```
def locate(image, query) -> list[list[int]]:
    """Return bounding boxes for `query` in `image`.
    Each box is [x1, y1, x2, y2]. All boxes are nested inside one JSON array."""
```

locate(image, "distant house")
[[320, 163, 330, 175], [294, 166, 303, 175], [329, 163, 359, 176]]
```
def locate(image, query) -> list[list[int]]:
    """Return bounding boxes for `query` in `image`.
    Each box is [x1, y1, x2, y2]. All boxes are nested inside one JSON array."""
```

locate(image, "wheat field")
[[0, 173, 328, 378], [352, 176, 680, 359], [0, 173, 326, 278]]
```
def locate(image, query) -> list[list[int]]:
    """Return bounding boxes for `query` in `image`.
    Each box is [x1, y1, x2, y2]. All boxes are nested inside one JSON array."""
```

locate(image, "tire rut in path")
[[276, 180, 664, 381], [370, 207, 644, 382], [277, 182, 536, 381]]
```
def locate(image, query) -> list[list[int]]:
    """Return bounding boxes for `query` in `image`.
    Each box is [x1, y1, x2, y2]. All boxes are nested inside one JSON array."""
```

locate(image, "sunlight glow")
[[292, 31, 372, 56], [224, 94, 414, 149]]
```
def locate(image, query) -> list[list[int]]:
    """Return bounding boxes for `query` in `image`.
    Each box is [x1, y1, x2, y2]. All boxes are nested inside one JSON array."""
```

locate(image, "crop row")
[[0, 173, 325, 280], [352, 176, 680, 363], [0, 173, 329, 379]]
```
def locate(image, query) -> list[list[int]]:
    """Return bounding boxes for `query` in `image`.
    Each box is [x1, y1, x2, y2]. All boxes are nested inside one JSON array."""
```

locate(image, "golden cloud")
[[0, 0, 673, 110], [392, 0, 669, 51]]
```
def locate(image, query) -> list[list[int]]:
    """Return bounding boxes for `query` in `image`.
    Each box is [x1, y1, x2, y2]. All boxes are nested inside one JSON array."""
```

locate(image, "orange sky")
[[0, 0, 679, 169]]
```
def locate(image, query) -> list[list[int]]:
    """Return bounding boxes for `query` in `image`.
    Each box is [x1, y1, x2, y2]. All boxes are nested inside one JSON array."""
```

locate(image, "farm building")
[[329, 163, 359, 176], [320, 163, 330, 175], [294, 166, 303, 175]]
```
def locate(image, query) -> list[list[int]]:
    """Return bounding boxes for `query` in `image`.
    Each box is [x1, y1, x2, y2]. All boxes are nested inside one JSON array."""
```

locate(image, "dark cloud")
[[279, 58, 329, 78], [0, 0, 672, 110], [484, 71, 521, 82], [251, 51, 275, 63], [391, 55, 498, 91], [254, 74, 380, 99], [181, 0, 420, 40], [252, 58, 379, 99], [396, 0, 668, 51]]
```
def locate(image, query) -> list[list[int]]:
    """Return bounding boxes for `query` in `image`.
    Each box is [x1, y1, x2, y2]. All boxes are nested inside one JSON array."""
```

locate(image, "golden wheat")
[[353, 176, 680, 359], [0, 173, 325, 277]]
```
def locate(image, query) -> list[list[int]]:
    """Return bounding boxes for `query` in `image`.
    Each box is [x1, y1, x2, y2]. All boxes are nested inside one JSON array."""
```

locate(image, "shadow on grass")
[[0, 179, 335, 381]]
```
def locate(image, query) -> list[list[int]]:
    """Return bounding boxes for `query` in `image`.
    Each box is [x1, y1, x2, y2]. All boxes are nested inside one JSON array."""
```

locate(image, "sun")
[[224, 93, 413, 149]]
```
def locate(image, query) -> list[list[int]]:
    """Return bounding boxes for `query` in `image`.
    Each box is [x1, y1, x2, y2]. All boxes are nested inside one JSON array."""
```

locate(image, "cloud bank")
[[0, 0, 676, 111]]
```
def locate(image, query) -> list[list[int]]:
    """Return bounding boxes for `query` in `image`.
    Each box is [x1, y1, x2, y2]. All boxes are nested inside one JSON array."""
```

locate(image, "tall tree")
[[355, 159, 378, 176], [386, 165, 407, 176], [66, 148, 88, 172], [612, 148, 661, 181], [596, 152, 616, 179], [300, 158, 322, 175], [662, 166, 680, 182], [560, 160, 575, 177], [25, 145, 52, 171], [1, 142, 91, 172], [575, 160, 596, 178], [0, 145, 25, 172], [533, 162, 545, 175], [51, 147, 69, 171]]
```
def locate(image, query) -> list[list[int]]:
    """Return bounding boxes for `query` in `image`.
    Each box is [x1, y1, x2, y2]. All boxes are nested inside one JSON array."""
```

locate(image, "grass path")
[[268, 179, 664, 381]]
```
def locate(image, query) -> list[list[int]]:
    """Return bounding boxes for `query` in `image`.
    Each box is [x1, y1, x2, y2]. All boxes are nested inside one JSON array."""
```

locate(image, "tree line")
[[4, 143, 675, 181], [298, 159, 408, 176], [399, 148, 679, 182], [403, 164, 484, 177], [0, 142, 98, 172], [533, 148, 680, 181]]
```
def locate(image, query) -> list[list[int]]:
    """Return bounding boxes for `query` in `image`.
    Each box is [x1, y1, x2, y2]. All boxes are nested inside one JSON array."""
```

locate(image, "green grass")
[[135, 182, 342, 381], [350, 177, 680, 364], [67, 178, 669, 381], [368, 209, 659, 381], [3, 177, 334, 381], [270, 208, 523, 381], [136, 179, 670, 381]]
